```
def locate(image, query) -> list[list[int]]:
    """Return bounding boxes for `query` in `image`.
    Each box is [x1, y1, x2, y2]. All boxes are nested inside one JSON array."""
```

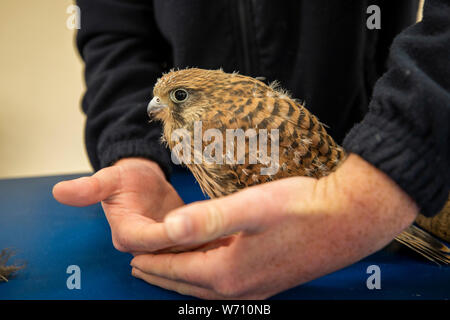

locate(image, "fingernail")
[[165, 214, 191, 242]]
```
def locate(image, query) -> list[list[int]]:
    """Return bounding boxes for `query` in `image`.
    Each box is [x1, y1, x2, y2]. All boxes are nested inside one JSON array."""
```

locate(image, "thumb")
[[163, 187, 281, 245], [52, 166, 121, 207]]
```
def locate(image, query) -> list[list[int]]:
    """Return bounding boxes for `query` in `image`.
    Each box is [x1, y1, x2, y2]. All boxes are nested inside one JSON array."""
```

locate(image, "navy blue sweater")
[[76, 0, 449, 217]]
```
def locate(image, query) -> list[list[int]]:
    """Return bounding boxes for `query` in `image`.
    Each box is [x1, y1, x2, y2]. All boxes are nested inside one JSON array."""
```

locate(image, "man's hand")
[[52, 157, 184, 253], [129, 154, 419, 299]]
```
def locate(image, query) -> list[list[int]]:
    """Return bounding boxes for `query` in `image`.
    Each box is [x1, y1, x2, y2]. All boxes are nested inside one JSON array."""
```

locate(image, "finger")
[[163, 185, 283, 244], [131, 268, 222, 299], [52, 166, 121, 206], [110, 216, 176, 252], [130, 250, 220, 288], [154, 235, 236, 254]]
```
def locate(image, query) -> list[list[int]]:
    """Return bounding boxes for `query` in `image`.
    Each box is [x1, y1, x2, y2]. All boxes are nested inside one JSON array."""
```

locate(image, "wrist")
[[299, 153, 420, 270], [318, 153, 418, 230]]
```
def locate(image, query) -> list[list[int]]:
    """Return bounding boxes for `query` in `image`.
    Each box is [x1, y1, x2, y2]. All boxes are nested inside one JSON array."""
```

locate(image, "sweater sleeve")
[[76, 0, 172, 177], [343, 0, 450, 217]]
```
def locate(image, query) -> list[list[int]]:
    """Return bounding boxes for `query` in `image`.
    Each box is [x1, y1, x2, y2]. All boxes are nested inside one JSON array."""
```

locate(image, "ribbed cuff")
[[343, 112, 447, 217], [97, 138, 173, 179]]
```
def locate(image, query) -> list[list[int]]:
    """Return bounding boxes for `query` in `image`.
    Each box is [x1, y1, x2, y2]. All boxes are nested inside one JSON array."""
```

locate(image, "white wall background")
[[0, 0, 91, 178]]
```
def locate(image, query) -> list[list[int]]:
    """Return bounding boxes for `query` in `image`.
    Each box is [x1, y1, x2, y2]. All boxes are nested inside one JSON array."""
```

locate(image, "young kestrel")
[[147, 68, 449, 264]]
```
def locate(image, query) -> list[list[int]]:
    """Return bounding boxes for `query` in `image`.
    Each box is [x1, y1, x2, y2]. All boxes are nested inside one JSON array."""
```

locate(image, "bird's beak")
[[147, 96, 167, 116]]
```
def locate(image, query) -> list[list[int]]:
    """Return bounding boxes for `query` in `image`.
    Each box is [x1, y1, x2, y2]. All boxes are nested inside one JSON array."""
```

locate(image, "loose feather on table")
[[148, 68, 449, 265], [0, 249, 23, 282]]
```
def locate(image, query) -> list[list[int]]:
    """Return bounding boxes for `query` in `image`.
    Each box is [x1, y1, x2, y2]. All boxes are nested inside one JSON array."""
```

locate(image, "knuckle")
[[202, 203, 225, 238], [166, 255, 177, 280]]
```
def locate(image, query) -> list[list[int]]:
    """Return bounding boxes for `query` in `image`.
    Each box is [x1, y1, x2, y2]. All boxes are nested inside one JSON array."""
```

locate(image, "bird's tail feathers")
[[395, 225, 450, 265]]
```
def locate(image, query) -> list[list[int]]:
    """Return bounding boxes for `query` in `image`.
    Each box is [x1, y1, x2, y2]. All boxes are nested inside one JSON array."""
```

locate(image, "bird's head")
[[148, 68, 234, 127], [147, 68, 278, 130]]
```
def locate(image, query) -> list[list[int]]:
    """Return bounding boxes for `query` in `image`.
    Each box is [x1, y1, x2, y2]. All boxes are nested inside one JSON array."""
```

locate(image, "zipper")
[[236, 0, 253, 75]]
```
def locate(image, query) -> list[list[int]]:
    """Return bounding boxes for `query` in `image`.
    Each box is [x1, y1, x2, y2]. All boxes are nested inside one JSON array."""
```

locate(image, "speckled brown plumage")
[[151, 68, 345, 198], [149, 68, 449, 264]]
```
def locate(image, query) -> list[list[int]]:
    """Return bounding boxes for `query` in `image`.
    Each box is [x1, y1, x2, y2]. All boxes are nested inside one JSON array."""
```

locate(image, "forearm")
[[287, 154, 418, 285]]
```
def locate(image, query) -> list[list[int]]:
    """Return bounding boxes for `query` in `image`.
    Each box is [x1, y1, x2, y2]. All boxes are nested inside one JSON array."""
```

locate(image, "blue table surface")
[[0, 167, 448, 300]]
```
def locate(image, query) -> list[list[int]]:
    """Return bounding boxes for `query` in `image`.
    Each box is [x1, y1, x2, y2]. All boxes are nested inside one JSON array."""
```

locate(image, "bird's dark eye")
[[170, 89, 189, 103]]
